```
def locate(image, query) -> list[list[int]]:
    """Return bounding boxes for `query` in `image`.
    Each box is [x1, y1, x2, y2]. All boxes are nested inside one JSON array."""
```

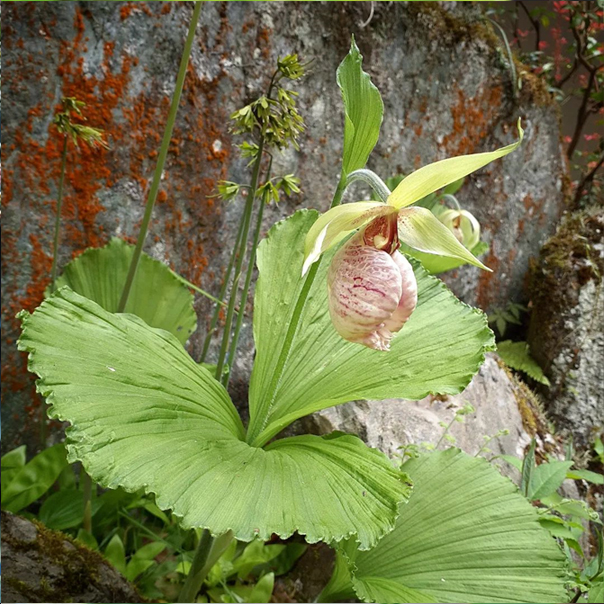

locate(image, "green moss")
[[531, 211, 604, 309], [498, 359, 557, 454], [406, 2, 558, 110]]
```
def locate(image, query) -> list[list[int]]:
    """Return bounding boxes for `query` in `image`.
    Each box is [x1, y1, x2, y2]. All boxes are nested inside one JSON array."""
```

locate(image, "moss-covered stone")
[[528, 208, 604, 448], [1, 511, 142, 603]]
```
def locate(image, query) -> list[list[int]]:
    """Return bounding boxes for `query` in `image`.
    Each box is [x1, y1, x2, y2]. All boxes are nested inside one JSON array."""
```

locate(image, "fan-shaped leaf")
[[18, 288, 409, 549], [319, 449, 566, 604], [248, 210, 495, 446], [53, 237, 196, 344]]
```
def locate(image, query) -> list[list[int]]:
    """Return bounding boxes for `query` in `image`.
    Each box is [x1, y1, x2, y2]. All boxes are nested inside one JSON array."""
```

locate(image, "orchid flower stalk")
[[304, 120, 524, 350]]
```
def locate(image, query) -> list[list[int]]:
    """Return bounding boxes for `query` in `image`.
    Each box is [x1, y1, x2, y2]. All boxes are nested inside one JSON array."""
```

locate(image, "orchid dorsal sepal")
[[302, 202, 396, 275], [398, 207, 491, 272], [345, 169, 391, 202], [387, 118, 524, 210], [439, 208, 482, 250]]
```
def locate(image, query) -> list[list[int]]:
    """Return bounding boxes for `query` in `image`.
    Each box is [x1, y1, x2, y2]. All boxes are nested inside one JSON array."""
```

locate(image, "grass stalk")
[[199, 215, 246, 363], [214, 141, 265, 382], [248, 176, 347, 447], [222, 185, 268, 388], [49, 136, 68, 294], [117, 0, 203, 312]]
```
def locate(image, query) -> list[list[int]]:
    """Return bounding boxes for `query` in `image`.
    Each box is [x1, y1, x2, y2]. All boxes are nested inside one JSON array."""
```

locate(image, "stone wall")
[[1, 1, 568, 451]]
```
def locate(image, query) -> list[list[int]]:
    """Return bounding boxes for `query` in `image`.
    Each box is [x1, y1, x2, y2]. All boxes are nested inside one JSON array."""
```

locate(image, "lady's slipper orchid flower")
[[328, 215, 418, 350], [438, 208, 481, 250], [304, 121, 524, 350]]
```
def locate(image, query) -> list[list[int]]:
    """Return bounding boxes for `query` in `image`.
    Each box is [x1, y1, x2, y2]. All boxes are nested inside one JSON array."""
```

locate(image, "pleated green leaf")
[[53, 237, 197, 344], [247, 210, 495, 446], [18, 288, 409, 549], [337, 37, 384, 176], [321, 449, 567, 604], [1, 443, 68, 513]]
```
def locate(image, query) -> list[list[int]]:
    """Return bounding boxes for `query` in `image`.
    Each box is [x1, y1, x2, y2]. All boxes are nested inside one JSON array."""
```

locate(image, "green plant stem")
[[223, 184, 269, 388], [214, 140, 265, 382], [199, 216, 246, 363], [43, 134, 69, 445], [50, 136, 68, 294], [172, 274, 230, 308], [248, 176, 347, 447], [177, 529, 233, 603], [346, 168, 390, 201], [117, 1, 202, 313], [82, 471, 93, 533]]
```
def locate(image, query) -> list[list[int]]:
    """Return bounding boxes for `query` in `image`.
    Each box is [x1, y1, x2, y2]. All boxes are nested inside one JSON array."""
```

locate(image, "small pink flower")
[[327, 216, 418, 351]]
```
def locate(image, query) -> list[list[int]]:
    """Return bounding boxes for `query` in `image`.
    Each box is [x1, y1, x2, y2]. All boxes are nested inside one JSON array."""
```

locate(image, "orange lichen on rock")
[[476, 248, 501, 310], [2, 2, 234, 440], [442, 86, 503, 155]]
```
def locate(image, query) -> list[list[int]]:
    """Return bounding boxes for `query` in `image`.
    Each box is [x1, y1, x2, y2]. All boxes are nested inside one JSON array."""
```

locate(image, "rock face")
[[528, 209, 604, 449], [1, 511, 142, 603], [2, 1, 567, 451], [300, 353, 546, 479]]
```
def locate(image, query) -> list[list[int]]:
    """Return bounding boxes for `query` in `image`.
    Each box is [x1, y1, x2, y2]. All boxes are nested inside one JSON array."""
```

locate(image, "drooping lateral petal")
[[387, 120, 524, 209], [398, 207, 491, 271], [302, 202, 394, 275], [458, 209, 482, 250]]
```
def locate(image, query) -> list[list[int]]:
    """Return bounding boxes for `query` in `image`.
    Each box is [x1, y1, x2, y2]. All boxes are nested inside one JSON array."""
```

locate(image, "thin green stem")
[[44, 134, 69, 444], [82, 471, 93, 533], [345, 168, 390, 202], [50, 136, 68, 293], [176, 530, 233, 603], [172, 274, 230, 308], [248, 176, 347, 447], [117, 1, 203, 313], [177, 529, 214, 603], [199, 215, 246, 363], [223, 183, 269, 388], [214, 140, 265, 381]]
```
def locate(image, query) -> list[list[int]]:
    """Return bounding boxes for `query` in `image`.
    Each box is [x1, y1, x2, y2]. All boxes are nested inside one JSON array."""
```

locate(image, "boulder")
[[300, 354, 554, 480], [1, 511, 142, 603], [528, 209, 604, 449], [2, 1, 567, 451]]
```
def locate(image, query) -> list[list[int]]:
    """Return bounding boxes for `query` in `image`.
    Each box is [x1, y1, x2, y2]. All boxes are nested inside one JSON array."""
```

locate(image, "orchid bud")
[[327, 227, 418, 351], [438, 209, 481, 251]]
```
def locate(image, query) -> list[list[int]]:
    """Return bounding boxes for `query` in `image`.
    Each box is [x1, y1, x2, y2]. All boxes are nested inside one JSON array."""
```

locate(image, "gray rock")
[[528, 209, 604, 449], [300, 354, 550, 480], [2, 1, 567, 451]]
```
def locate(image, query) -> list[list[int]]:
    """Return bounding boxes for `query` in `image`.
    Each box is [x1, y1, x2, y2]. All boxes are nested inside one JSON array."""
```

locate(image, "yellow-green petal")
[[388, 119, 524, 210], [398, 207, 491, 271], [302, 202, 394, 275]]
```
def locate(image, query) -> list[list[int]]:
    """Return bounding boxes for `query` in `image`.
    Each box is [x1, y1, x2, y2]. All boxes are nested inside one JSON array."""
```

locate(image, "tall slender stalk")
[[214, 141, 265, 381], [223, 181, 269, 388], [176, 530, 234, 603], [199, 215, 246, 363], [82, 471, 93, 533], [117, 1, 203, 313], [177, 529, 213, 603], [49, 136, 68, 294], [248, 176, 347, 447]]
